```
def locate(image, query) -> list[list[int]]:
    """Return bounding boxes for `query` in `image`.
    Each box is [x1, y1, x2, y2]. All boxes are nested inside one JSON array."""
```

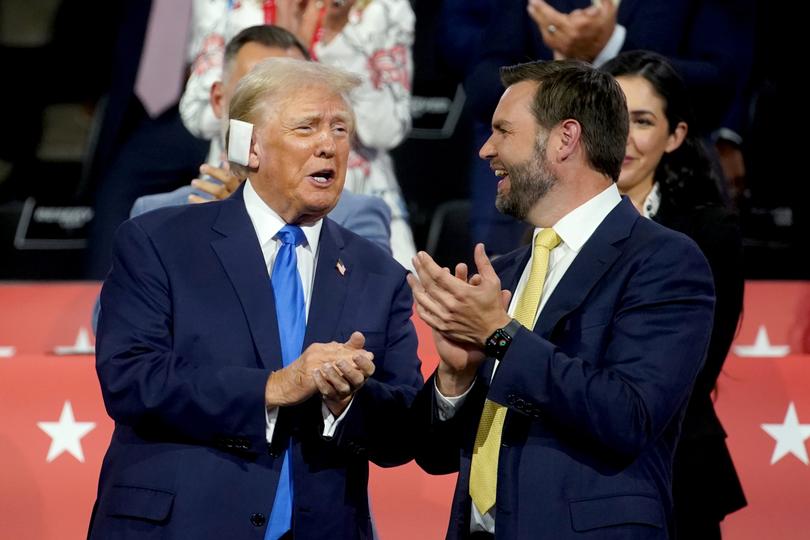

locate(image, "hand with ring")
[[528, 0, 618, 61]]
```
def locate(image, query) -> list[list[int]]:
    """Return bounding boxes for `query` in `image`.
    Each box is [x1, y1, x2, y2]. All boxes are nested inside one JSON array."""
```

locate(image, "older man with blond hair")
[[90, 58, 422, 540]]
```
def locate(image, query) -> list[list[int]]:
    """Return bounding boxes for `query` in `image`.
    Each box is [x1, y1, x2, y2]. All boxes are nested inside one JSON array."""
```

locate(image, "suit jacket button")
[[250, 513, 266, 527]]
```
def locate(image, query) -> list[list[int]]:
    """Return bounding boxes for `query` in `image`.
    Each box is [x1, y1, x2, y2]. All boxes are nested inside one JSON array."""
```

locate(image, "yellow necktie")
[[469, 228, 561, 516]]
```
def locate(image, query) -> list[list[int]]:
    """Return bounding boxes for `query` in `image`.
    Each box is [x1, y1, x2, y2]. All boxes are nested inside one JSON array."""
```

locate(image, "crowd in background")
[[0, 0, 800, 281]]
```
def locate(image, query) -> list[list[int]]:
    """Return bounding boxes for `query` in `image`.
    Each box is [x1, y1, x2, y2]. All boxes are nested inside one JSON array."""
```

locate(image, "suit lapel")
[[497, 247, 532, 298], [303, 219, 349, 347], [210, 184, 283, 370], [535, 198, 639, 337]]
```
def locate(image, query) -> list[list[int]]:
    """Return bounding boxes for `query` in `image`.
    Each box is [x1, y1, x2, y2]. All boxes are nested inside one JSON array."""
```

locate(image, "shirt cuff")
[[592, 24, 626, 67], [713, 127, 744, 146], [321, 398, 354, 438], [265, 406, 278, 443], [434, 378, 476, 421]]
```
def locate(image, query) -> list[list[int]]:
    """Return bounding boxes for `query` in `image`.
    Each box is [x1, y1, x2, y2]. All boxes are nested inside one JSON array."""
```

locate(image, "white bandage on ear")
[[228, 119, 254, 166]]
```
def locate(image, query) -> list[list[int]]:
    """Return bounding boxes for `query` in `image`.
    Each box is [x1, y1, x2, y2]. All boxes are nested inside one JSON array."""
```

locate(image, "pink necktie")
[[134, 0, 194, 117]]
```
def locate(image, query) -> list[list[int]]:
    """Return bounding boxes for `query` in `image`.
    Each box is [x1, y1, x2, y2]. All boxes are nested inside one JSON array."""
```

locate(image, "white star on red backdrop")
[[37, 401, 96, 463], [761, 402, 810, 465], [733, 325, 790, 357], [54, 327, 95, 355]]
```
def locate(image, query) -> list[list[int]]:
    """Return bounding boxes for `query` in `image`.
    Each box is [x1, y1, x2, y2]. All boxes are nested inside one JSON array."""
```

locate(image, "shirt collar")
[[243, 179, 322, 254], [642, 182, 661, 219], [538, 183, 621, 252]]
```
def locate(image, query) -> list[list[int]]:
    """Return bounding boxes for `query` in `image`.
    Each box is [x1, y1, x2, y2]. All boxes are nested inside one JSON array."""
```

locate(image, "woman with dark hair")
[[602, 50, 747, 539]]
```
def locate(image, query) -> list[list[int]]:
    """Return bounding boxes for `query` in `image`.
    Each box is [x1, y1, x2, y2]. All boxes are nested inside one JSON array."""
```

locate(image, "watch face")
[[486, 328, 512, 359]]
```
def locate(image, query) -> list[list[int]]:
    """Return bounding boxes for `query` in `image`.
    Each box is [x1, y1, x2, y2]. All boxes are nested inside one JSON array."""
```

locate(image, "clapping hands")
[[265, 331, 375, 416], [527, 0, 618, 62], [407, 244, 512, 395]]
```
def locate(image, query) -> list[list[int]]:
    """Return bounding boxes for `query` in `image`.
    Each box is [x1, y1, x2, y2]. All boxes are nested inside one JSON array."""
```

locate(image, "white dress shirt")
[[591, 0, 625, 68], [593, 24, 626, 68], [243, 180, 351, 443], [434, 183, 622, 533]]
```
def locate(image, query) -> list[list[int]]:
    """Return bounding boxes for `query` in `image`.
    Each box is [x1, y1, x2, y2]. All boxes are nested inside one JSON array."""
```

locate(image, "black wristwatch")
[[484, 319, 522, 360]]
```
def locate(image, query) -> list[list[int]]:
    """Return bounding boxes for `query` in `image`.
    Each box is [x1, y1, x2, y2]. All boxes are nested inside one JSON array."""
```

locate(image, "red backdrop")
[[1, 282, 808, 538]]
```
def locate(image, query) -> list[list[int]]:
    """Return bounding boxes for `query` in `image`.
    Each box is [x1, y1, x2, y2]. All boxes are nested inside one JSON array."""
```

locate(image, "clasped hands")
[[527, 0, 617, 62], [265, 331, 375, 416], [407, 244, 512, 396]]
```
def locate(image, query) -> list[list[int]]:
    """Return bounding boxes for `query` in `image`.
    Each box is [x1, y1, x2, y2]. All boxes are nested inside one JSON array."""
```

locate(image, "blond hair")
[[227, 58, 361, 177]]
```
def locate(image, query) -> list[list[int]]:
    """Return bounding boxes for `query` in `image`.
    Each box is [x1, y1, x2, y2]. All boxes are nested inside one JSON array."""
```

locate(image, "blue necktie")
[[265, 224, 307, 540]]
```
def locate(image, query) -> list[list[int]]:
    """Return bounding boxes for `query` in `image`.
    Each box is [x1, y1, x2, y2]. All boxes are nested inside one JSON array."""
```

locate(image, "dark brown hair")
[[224, 25, 311, 72], [601, 50, 722, 207], [500, 60, 628, 182]]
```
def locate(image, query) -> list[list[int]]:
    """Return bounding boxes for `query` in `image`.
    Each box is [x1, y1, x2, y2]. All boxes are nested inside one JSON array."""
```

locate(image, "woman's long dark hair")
[[601, 51, 723, 209]]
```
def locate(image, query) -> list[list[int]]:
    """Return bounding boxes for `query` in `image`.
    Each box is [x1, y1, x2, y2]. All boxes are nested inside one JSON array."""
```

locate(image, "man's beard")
[[495, 136, 557, 221]]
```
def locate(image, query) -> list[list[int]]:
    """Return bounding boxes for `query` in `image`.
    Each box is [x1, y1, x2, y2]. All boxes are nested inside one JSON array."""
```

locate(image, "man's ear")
[[211, 81, 225, 119], [557, 119, 582, 162], [248, 136, 261, 169]]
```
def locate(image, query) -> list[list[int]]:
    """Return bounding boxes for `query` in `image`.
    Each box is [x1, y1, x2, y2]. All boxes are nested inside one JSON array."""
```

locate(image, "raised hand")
[[407, 244, 511, 347], [189, 163, 241, 203], [527, 0, 617, 62], [431, 263, 485, 395], [408, 249, 512, 396]]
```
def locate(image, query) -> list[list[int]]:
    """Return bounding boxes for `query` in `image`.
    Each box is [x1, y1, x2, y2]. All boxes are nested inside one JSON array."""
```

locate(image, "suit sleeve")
[[691, 0, 755, 135], [487, 235, 716, 461], [342, 196, 392, 254], [623, 1, 723, 103], [410, 371, 489, 475], [465, 0, 537, 123], [96, 219, 270, 453], [614, 0, 734, 128], [465, 0, 692, 123], [330, 272, 424, 466]]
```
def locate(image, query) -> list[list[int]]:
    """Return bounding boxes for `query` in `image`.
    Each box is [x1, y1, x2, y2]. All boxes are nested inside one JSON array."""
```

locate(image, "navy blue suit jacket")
[[89, 184, 423, 539], [413, 198, 715, 539]]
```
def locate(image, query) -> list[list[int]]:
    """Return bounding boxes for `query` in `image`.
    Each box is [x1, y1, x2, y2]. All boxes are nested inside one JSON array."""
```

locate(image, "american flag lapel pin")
[[336, 258, 346, 276]]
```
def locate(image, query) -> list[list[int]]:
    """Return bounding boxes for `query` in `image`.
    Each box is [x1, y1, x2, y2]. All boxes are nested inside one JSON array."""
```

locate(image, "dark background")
[[0, 0, 801, 279]]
